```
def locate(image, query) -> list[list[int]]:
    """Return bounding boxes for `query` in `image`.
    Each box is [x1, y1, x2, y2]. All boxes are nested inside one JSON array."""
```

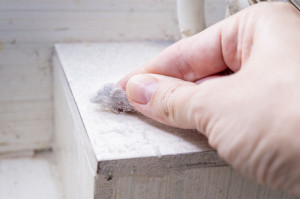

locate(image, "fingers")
[[119, 2, 299, 90], [118, 7, 256, 89], [126, 74, 198, 129], [118, 25, 227, 89], [126, 73, 226, 130], [142, 28, 228, 81]]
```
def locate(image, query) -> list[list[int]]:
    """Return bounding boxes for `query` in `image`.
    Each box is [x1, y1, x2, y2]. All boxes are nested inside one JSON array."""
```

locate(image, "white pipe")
[[177, 0, 205, 38], [226, 0, 249, 16]]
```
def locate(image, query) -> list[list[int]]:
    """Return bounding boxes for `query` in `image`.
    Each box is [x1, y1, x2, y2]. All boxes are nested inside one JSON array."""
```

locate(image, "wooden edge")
[[53, 46, 98, 173], [98, 150, 226, 176]]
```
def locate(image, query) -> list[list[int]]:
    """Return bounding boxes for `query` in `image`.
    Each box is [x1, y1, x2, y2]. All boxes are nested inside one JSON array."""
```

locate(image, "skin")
[[118, 2, 300, 196]]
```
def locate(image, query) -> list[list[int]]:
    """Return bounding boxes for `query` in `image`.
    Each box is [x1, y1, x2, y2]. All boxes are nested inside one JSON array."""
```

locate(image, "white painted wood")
[[55, 42, 215, 161], [0, 100, 52, 122], [110, 167, 295, 199], [0, 70, 52, 100], [0, 155, 62, 199], [0, 0, 180, 154], [0, 11, 176, 31], [0, 44, 51, 65], [0, 0, 227, 154], [54, 42, 296, 198], [0, 120, 52, 153], [53, 55, 97, 199], [0, 11, 179, 43], [0, 44, 53, 153], [0, 0, 176, 11]]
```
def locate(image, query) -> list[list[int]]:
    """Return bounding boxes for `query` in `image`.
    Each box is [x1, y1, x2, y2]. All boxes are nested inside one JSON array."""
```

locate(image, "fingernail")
[[126, 75, 157, 104]]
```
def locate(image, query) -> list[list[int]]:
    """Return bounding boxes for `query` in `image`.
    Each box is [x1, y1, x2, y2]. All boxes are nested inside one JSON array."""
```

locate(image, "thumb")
[[126, 74, 218, 130]]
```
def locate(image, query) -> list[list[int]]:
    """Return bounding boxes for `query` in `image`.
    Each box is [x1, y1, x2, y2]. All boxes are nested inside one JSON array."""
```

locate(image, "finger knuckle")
[[158, 83, 183, 125]]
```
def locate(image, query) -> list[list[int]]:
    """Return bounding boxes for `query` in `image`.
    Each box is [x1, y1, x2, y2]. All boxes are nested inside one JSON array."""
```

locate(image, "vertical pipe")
[[177, 0, 205, 38], [226, 0, 249, 16]]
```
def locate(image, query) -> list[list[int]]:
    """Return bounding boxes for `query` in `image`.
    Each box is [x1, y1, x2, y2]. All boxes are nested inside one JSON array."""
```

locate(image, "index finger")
[[117, 11, 246, 90]]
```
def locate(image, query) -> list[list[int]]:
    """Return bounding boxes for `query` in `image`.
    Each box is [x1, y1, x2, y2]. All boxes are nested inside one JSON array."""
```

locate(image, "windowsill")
[[54, 42, 225, 170]]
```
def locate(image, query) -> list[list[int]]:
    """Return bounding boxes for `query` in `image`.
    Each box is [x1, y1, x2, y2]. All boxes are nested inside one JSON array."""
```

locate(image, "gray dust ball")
[[90, 83, 136, 114]]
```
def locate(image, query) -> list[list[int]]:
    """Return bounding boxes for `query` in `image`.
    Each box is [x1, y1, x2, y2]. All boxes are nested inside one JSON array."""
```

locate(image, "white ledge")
[[54, 42, 222, 164], [53, 42, 297, 199]]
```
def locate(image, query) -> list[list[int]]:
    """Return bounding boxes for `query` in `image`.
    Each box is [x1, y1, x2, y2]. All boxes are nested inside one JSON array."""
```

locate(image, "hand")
[[118, 2, 300, 196]]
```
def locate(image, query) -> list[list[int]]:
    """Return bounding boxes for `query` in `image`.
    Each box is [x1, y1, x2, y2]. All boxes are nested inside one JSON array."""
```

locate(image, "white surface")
[[53, 56, 97, 199], [0, 44, 53, 153], [177, 0, 205, 37], [54, 42, 297, 199], [112, 166, 296, 199], [0, 0, 179, 154], [55, 42, 214, 161], [0, 0, 179, 44], [0, 0, 226, 154], [177, 0, 226, 37], [0, 155, 62, 199]]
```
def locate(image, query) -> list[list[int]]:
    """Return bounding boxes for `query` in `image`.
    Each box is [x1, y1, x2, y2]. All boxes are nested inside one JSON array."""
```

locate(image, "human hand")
[[118, 2, 300, 196]]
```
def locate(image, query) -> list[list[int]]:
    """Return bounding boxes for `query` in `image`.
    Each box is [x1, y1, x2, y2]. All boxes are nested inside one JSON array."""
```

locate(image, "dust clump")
[[90, 83, 136, 114]]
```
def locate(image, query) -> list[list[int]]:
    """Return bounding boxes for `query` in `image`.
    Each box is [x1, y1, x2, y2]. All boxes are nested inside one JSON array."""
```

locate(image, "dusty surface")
[[56, 42, 215, 161]]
